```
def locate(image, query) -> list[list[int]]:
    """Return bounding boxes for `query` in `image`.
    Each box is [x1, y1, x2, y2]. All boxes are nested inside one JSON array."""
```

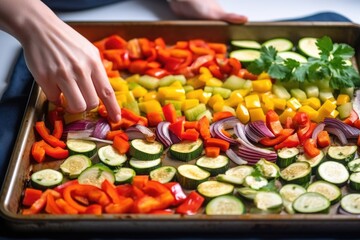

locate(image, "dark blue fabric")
[[42, 0, 126, 11]]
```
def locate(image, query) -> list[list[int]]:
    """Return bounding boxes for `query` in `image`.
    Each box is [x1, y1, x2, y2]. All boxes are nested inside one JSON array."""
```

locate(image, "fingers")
[[221, 13, 248, 24]]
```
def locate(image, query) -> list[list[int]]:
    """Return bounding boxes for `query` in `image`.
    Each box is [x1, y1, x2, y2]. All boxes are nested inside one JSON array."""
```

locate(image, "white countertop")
[[1, 0, 359, 98]]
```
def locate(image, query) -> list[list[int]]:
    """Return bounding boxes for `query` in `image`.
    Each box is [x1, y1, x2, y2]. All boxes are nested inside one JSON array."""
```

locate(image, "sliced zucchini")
[[349, 172, 360, 191], [243, 175, 268, 190], [278, 51, 307, 63], [293, 192, 330, 214], [224, 165, 254, 185], [298, 37, 320, 58], [277, 147, 299, 168], [255, 158, 280, 179], [197, 180, 234, 201], [66, 139, 97, 157], [216, 174, 244, 186], [236, 187, 258, 201], [78, 163, 115, 188], [254, 191, 283, 213], [169, 139, 203, 162], [60, 154, 92, 179], [316, 161, 349, 187], [129, 157, 162, 175], [307, 180, 342, 204], [31, 169, 63, 190], [296, 150, 325, 171], [98, 145, 127, 168], [177, 164, 210, 190], [327, 145, 357, 164], [280, 162, 311, 186], [205, 195, 245, 215], [340, 193, 360, 215], [229, 49, 260, 66], [231, 40, 261, 50], [195, 155, 229, 176], [114, 167, 135, 184], [279, 184, 307, 214], [262, 38, 293, 52], [150, 166, 177, 184], [129, 139, 163, 160], [348, 158, 360, 173]]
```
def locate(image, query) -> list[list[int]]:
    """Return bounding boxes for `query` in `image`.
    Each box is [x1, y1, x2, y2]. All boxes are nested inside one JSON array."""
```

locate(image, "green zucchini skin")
[[195, 155, 229, 176], [326, 146, 357, 164], [205, 195, 245, 215], [349, 172, 360, 192], [129, 158, 162, 175], [78, 163, 115, 188], [150, 166, 177, 184], [176, 164, 210, 190], [197, 180, 234, 202], [31, 169, 64, 190], [280, 162, 312, 186], [66, 139, 97, 158], [293, 192, 330, 214], [170, 139, 203, 162], [307, 180, 342, 205], [277, 147, 299, 168], [316, 161, 349, 187], [129, 139, 163, 160], [60, 154, 92, 179], [114, 167, 136, 184]]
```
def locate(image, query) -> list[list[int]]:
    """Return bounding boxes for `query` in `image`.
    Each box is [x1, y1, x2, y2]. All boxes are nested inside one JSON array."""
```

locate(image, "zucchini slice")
[[255, 158, 280, 179], [60, 154, 92, 179], [280, 162, 311, 186], [129, 139, 163, 160], [229, 49, 260, 66], [31, 169, 63, 190], [296, 150, 325, 171], [349, 172, 360, 191], [293, 192, 330, 214], [197, 180, 234, 201], [205, 195, 245, 215], [279, 184, 307, 214], [316, 161, 349, 186], [243, 175, 268, 190], [169, 139, 203, 162], [298, 37, 321, 58], [231, 40, 261, 50], [340, 193, 360, 215], [114, 167, 135, 184], [262, 38, 293, 52], [222, 166, 254, 185], [307, 180, 342, 204], [177, 164, 210, 190], [78, 163, 115, 188], [254, 191, 283, 213], [66, 139, 97, 158], [129, 157, 162, 175], [326, 145, 357, 164], [195, 155, 229, 176], [277, 147, 299, 168], [98, 145, 127, 168], [348, 158, 360, 173], [150, 166, 177, 184], [236, 187, 258, 201], [278, 51, 307, 63]]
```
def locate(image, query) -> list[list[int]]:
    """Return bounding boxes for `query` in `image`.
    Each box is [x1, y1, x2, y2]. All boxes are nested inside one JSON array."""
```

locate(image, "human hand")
[[0, 0, 121, 122], [168, 0, 248, 24]]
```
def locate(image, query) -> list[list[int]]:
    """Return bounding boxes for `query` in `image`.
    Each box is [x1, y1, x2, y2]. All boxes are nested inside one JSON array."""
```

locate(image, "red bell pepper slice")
[[317, 130, 331, 148], [189, 39, 215, 56], [31, 140, 46, 163], [208, 64, 223, 79], [297, 122, 317, 144], [169, 119, 184, 140], [197, 116, 211, 141], [343, 110, 359, 126], [127, 38, 143, 59], [132, 175, 149, 189], [22, 188, 43, 207], [238, 69, 258, 80], [128, 60, 148, 74], [228, 58, 242, 76], [116, 184, 134, 198], [45, 193, 63, 214], [205, 138, 230, 152], [104, 198, 134, 214], [103, 49, 131, 70], [181, 129, 199, 142], [85, 204, 103, 215], [35, 121, 66, 148], [41, 140, 69, 159], [266, 110, 283, 136], [52, 120, 63, 139], [189, 54, 214, 73], [176, 191, 204, 215], [259, 129, 294, 147], [303, 138, 321, 158], [164, 182, 187, 206], [147, 112, 164, 127], [53, 179, 79, 195], [154, 37, 166, 49], [101, 179, 122, 204], [55, 198, 79, 214], [162, 103, 177, 123], [150, 209, 175, 214], [274, 132, 300, 150], [145, 68, 170, 78], [293, 112, 310, 129], [106, 130, 128, 141], [113, 135, 130, 154], [205, 146, 220, 158], [22, 189, 60, 215], [104, 35, 127, 50]]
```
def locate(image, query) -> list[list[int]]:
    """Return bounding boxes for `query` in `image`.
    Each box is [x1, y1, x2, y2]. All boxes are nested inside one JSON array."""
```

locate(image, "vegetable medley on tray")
[[23, 33, 360, 216]]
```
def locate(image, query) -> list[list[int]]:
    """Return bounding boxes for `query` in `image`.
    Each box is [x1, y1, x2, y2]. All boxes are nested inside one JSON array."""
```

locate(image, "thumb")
[[221, 13, 248, 24]]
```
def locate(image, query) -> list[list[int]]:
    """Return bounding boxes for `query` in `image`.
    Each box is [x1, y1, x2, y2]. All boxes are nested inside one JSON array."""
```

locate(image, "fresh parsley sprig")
[[247, 36, 360, 89]]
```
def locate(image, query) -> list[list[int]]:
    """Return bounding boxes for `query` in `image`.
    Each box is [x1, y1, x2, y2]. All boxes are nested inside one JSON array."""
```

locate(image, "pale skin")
[[0, 0, 247, 122]]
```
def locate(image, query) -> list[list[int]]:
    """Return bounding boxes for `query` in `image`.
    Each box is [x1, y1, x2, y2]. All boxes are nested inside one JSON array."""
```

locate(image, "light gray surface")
[[0, 0, 360, 98]]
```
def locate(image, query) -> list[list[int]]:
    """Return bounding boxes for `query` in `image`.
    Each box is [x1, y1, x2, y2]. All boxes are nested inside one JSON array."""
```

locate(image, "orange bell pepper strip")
[[162, 103, 178, 124], [22, 189, 60, 215], [101, 179, 121, 204], [147, 112, 164, 127], [84, 204, 103, 215], [184, 121, 198, 130], [35, 121, 66, 148], [52, 120, 64, 139], [31, 140, 46, 163], [22, 188, 43, 207], [112, 135, 130, 154], [121, 108, 142, 123], [274, 132, 300, 150], [343, 110, 359, 126], [145, 68, 170, 78], [212, 111, 234, 123], [317, 130, 331, 148], [116, 184, 134, 198], [98, 104, 108, 118], [55, 198, 79, 214], [154, 37, 166, 49], [132, 175, 149, 190], [297, 122, 317, 144], [41, 140, 69, 160], [303, 138, 321, 158], [205, 138, 230, 152], [133, 196, 162, 213], [205, 146, 220, 158], [259, 128, 294, 147], [53, 179, 79, 195], [266, 110, 283, 136], [176, 191, 204, 215], [103, 49, 131, 70], [197, 116, 211, 141], [208, 43, 227, 54], [238, 69, 258, 80], [104, 35, 127, 50], [45, 193, 63, 214], [189, 39, 215, 56], [106, 130, 128, 141], [104, 198, 134, 214], [150, 209, 175, 214], [128, 59, 148, 74]]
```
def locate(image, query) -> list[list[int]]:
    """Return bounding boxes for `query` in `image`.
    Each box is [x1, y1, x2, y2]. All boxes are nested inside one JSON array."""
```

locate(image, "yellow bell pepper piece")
[[207, 94, 224, 109], [314, 99, 337, 123], [279, 108, 296, 124], [329, 109, 339, 118], [206, 77, 223, 87], [236, 104, 250, 124], [221, 106, 236, 116], [237, 89, 250, 97], [298, 106, 318, 122], [182, 99, 200, 111], [262, 100, 275, 113], [249, 108, 266, 122], [213, 101, 225, 112], [251, 79, 272, 93], [186, 89, 211, 104], [257, 72, 270, 80], [198, 67, 213, 82], [115, 92, 128, 103], [301, 97, 321, 110], [139, 100, 162, 114], [109, 77, 128, 92], [336, 94, 350, 105], [142, 91, 158, 102], [245, 94, 261, 109], [273, 98, 287, 111], [224, 91, 244, 108], [186, 76, 205, 89], [132, 85, 148, 98], [169, 81, 183, 89], [286, 97, 302, 111], [125, 74, 140, 83], [158, 86, 186, 102]]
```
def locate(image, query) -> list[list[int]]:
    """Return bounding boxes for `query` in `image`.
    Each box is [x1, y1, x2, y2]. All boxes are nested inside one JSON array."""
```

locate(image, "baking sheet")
[[1, 21, 360, 233]]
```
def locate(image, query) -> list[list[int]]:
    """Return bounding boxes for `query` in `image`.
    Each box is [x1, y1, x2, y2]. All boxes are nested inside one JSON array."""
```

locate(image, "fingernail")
[[115, 114, 121, 122]]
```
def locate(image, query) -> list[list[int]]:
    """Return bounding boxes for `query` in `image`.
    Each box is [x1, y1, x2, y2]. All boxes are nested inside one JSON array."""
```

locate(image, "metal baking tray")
[[1, 21, 360, 233]]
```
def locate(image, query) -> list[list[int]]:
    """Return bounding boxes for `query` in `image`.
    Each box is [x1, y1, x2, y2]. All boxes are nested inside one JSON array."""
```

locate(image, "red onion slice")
[[126, 124, 156, 142], [210, 116, 240, 145]]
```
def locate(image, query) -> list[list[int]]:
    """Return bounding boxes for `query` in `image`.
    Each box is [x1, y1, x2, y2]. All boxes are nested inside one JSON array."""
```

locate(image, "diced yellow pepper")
[[224, 91, 244, 108], [63, 112, 86, 125], [182, 99, 200, 111], [132, 85, 148, 98], [186, 89, 211, 104], [260, 92, 274, 103], [115, 92, 128, 103], [251, 79, 272, 93], [261, 100, 275, 113], [206, 77, 223, 87], [327, 97, 337, 105], [249, 108, 266, 122], [139, 100, 162, 114], [186, 76, 205, 89], [301, 97, 321, 110], [314, 99, 337, 122], [109, 77, 128, 92], [142, 91, 158, 102], [198, 67, 213, 82], [158, 87, 185, 102], [273, 98, 287, 111], [213, 101, 225, 112], [169, 81, 183, 89], [329, 109, 339, 118], [236, 104, 250, 124], [125, 74, 140, 83], [286, 97, 302, 111], [257, 72, 270, 80], [298, 105, 318, 122], [221, 106, 236, 116], [336, 94, 350, 105], [237, 89, 251, 97], [279, 108, 296, 124], [245, 94, 261, 109], [207, 94, 224, 109]]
